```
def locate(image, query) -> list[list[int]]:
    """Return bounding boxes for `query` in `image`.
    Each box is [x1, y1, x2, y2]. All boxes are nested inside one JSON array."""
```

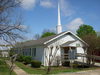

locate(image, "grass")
[[15, 62, 45, 74], [0, 58, 16, 75], [49, 67, 80, 74], [15, 62, 98, 75]]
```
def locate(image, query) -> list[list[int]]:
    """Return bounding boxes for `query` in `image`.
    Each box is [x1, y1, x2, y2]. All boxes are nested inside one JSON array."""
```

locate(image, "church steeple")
[[56, 3, 62, 34]]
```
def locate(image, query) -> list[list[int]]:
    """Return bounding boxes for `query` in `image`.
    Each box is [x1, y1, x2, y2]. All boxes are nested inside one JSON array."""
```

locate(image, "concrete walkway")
[[6, 61, 28, 75], [58, 69, 100, 75], [95, 63, 100, 67]]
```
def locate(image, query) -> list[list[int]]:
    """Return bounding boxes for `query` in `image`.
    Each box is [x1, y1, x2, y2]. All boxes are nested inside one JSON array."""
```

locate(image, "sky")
[[16, 0, 100, 40]]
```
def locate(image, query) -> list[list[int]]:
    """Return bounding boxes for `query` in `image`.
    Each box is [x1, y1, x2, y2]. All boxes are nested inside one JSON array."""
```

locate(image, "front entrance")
[[63, 47, 69, 60], [62, 47, 77, 66], [62, 47, 70, 66]]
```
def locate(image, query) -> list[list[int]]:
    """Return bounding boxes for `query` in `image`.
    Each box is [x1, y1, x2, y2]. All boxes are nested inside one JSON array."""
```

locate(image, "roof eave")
[[44, 31, 89, 47]]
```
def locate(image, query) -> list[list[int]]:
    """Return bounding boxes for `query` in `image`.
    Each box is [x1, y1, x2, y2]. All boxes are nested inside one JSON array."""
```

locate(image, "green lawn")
[[0, 58, 16, 75], [15, 62, 100, 75], [15, 62, 85, 74], [15, 62, 46, 74]]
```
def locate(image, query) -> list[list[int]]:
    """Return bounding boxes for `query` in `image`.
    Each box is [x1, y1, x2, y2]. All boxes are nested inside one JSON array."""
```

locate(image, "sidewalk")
[[6, 61, 28, 75], [95, 63, 100, 67], [58, 69, 100, 75]]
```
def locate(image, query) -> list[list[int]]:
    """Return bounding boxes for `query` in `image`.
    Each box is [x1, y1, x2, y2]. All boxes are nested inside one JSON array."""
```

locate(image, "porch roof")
[[61, 40, 76, 47]]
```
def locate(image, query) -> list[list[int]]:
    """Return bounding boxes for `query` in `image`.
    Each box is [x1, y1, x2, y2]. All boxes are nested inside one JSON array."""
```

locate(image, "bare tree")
[[42, 29, 56, 34], [45, 43, 61, 74], [0, 0, 25, 44], [55, 56, 61, 67], [0, 0, 26, 75], [33, 34, 40, 40]]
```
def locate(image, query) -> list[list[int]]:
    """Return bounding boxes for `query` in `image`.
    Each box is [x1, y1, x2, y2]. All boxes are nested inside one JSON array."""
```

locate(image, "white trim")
[[69, 31, 88, 46], [44, 31, 88, 46]]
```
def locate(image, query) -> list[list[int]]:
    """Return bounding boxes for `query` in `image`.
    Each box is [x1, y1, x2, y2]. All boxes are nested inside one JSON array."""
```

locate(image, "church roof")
[[14, 31, 88, 48], [14, 31, 66, 48], [15, 34, 56, 48]]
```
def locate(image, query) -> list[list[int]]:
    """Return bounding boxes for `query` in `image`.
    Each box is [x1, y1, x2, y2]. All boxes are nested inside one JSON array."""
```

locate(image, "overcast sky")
[[17, 0, 100, 40]]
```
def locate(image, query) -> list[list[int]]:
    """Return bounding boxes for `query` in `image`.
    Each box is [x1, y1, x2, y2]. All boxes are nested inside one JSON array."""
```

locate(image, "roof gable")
[[44, 31, 88, 46]]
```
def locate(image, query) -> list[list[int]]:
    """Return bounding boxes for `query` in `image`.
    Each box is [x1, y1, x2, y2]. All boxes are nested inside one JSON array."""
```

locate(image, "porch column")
[[69, 47, 74, 68], [59, 47, 62, 66], [85, 47, 88, 63]]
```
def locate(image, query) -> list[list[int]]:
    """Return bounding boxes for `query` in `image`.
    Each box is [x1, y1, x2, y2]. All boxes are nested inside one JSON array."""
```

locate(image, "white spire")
[[58, 3, 61, 25], [57, 2, 62, 34]]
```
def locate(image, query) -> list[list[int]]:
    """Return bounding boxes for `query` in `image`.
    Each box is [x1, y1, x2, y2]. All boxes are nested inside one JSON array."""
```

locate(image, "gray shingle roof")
[[15, 34, 57, 47], [14, 31, 67, 48]]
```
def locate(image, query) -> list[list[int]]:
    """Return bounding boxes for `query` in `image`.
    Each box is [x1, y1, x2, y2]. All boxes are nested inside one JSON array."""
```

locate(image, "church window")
[[76, 43, 80, 47], [29, 48, 31, 56], [32, 48, 36, 56]]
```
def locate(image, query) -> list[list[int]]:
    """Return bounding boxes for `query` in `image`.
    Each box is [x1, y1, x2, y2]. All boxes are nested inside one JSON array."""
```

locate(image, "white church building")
[[13, 4, 88, 66]]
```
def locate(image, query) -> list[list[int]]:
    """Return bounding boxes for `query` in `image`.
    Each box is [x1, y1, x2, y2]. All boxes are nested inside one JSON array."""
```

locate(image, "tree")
[[0, 0, 25, 44], [41, 29, 56, 38], [97, 36, 100, 49], [41, 32, 56, 38], [45, 43, 61, 74], [77, 24, 96, 37], [81, 34, 98, 65], [0, 0, 25, 75], [34, 34, 40, 40], [76, 25, 100, 66]]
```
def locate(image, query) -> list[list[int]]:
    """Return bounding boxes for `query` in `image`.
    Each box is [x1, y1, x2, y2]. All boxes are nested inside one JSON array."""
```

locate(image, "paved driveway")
[[59, 69, 100, 75]]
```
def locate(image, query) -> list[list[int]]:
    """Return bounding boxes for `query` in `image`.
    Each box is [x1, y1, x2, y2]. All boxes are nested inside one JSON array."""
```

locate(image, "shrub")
[[73, 63, 78, 68], [31, 60, 41, 68], [77, 64, 90, 68], [24, 56, 32, 64], [9, 50, 15, 57], [16, 55, 25, 62], [0, 60, 5, 65], [62, 61, 70, 66]]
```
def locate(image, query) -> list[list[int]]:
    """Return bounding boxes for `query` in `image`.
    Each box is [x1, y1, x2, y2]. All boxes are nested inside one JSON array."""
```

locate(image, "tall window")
[[23, 48, 25, 55], [32, 48, 36, 56], [30, 48, 31, 56]]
